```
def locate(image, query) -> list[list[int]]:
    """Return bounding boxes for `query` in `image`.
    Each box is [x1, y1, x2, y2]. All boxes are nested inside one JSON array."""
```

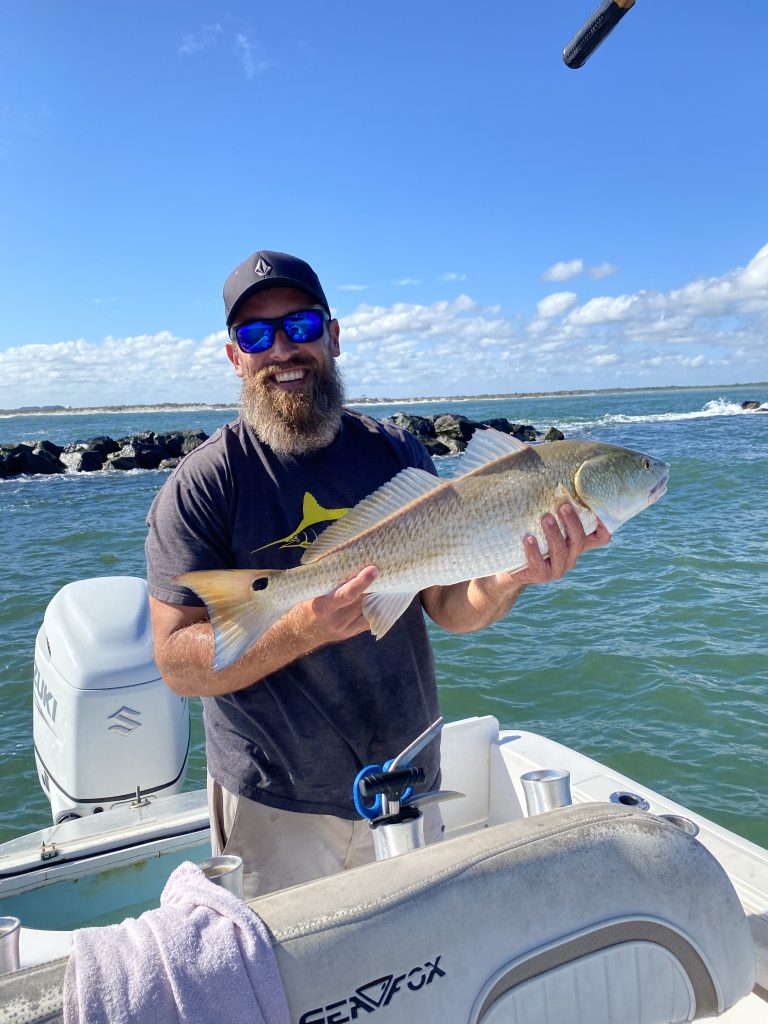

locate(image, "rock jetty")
[[0, 414, 566, 480], [380, 413, 563, 456], [0, 429, 209, 479]]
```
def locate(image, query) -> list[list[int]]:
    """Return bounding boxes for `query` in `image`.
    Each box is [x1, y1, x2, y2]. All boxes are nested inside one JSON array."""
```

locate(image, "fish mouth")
[[649, 470, 669, 502]]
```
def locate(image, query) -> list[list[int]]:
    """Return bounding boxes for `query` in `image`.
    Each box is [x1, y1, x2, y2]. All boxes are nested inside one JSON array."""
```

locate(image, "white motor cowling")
[[33, 576, 190, 824]]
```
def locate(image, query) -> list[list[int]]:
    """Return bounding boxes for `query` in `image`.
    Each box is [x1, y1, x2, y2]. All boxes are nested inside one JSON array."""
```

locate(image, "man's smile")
[[265, 366, 311, 390]]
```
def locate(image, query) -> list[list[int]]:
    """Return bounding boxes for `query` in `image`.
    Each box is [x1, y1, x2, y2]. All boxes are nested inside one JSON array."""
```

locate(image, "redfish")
[[177, 429, 668, 669]]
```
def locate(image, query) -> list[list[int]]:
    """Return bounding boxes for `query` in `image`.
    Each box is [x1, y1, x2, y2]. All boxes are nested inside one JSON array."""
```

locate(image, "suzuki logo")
[[299, 955, 446, 1023], [108, 706, 142, 736], [33, 665, 58, 724]]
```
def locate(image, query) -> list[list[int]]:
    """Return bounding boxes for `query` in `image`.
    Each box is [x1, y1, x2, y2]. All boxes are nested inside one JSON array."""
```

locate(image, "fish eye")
[[643, 459, 652, 470]]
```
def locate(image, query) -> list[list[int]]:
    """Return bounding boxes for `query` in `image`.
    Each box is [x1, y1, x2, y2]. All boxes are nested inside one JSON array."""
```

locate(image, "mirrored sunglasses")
[[230, 309, 329, 353]]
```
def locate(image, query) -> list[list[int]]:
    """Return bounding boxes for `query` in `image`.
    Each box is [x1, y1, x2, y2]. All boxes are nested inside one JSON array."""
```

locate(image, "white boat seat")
[[0, 803, 756, 1023]]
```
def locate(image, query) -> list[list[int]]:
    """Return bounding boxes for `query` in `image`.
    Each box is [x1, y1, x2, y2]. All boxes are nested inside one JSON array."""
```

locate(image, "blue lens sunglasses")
[[230, 309, 330, 354]]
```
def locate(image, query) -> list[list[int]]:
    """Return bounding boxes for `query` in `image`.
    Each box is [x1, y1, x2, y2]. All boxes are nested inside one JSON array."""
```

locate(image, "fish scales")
[[299, 443, 595, 595], [317, 475, 537, 592]]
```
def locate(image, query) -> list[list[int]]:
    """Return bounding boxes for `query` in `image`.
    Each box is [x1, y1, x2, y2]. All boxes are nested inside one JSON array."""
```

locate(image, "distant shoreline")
[[1, 381, 766, 418]]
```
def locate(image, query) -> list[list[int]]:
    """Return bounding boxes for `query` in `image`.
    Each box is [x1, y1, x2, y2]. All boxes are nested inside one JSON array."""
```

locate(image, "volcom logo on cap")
[[254, 255, 273, 277]]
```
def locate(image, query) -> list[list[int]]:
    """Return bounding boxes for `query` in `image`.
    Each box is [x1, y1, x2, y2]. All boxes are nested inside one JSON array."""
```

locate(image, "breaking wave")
[[560, 398, 765, 433], [602, 398, 762, 423]]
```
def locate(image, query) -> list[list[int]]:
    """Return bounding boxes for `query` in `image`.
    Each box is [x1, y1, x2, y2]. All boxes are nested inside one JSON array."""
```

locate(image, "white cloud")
[[542, 259, 584, 282], [439, 272, 467, 282], [542, 258, 620, 282], [740, 242, 768, 289], [179, 23, 269, 78], [396, 278, 421, 286], [235, 33, 270, 78], [339, 283, 368, 292], [0, 331, 238, 409], [565, 243, 768, 333], [179, 24, 223, 56], [2, 245, 767, 406], [589, 262, 619, 279], [535, 292, 579, 319], [235, 33, 256, 77], [567, 294, 640, 326]]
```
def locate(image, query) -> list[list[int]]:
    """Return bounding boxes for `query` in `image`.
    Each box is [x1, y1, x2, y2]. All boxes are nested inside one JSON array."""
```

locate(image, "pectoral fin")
[[585, 505, 622, 536], [554, 483, 599, 535], [362, 591, 419, 639]]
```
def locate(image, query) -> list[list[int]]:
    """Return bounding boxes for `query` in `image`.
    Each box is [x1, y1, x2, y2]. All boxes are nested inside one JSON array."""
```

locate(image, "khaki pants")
[[208, 773, 444, 900]]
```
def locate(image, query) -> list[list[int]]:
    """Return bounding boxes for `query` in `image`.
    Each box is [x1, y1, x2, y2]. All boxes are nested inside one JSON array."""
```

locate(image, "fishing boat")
[[1, 576, 766, 1022]]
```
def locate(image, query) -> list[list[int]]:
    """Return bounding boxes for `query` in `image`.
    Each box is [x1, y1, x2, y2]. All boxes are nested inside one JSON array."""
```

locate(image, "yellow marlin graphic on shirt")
[[253, 492, 351, 553]]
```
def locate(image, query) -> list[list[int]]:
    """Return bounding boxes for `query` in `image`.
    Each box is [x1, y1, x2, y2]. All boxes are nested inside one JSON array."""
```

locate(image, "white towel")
[[63, 860, 291, 1024]]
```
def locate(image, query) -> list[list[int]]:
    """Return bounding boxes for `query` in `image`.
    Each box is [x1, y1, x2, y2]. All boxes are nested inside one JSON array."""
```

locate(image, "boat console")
[[1, 803, 756, 1022]]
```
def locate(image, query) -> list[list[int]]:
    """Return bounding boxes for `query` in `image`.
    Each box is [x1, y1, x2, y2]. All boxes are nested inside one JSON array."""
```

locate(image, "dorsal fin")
[[458, 428, 530, 475], [301, 466, 442, 564]]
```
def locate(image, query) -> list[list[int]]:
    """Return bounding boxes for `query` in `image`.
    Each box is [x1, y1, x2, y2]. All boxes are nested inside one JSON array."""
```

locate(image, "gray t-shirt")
[[145, 410, 441, 818]]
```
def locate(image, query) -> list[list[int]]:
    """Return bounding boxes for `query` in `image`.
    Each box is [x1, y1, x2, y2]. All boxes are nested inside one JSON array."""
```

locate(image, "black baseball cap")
[[223, 250, 331, 327]]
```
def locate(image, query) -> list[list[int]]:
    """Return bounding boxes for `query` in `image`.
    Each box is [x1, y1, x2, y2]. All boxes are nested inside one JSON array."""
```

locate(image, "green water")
[[1, 386, 766, 847]]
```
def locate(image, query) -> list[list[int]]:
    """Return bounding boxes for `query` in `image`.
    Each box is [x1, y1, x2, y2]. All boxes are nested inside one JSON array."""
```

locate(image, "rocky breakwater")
[[0, 412, 568, 480], [381, 412, 564, 455], [0, 429, 209, 479]]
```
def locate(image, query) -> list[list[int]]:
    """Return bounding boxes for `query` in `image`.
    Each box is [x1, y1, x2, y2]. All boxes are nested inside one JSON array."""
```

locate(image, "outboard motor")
[[32, 576, 190, 824]]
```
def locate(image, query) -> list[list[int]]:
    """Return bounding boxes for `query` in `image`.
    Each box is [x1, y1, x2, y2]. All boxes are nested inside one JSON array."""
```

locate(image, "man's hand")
[[492, 503, 611, 591], [288, 565, 380, 647], [421, 504, 611, 634]]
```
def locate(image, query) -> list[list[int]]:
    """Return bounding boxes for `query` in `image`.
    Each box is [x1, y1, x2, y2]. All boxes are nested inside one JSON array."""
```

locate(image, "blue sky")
[[1, 1, 766, 407]]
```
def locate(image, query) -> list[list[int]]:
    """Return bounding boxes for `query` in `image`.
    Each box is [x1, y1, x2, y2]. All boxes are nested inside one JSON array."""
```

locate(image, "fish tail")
[[174, 568, 288, 671]]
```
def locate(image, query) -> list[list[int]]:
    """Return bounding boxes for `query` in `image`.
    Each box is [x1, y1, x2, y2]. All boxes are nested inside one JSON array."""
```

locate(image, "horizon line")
[[1, 380, 766, 417]]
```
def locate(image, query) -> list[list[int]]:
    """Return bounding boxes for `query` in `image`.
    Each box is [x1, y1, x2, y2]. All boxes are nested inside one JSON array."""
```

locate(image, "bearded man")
[[145, 250, 608, 899]]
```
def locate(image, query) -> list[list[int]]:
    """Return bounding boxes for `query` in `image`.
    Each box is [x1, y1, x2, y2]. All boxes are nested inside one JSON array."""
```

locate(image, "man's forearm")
[[421, 575, 528, 634], [151, 566, 380, 697], [155, 614, 316, 697]]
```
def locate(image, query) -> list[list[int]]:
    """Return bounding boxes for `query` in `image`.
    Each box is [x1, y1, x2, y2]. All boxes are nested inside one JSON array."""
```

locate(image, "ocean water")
[[1, 385, 767, 847]]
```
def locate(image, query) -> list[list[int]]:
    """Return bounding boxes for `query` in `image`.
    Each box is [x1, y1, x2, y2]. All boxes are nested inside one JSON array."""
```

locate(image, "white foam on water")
[[556, 398, 763, 433], [0, 465, 166, 489], [603, 398, 759, 424]]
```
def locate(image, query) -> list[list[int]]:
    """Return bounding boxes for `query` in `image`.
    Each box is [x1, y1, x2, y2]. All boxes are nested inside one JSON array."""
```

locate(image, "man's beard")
[[240, 353, 345, 456]]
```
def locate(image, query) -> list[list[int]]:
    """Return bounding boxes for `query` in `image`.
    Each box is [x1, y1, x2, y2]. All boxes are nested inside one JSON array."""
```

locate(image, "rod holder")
[[0, 917, 21, 975], [521, 769, 572, 815], [197, 855, 245, 900], [659, 813, 700, 837], [609, 790, 650, 811], [371, 811, 425, 861]]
